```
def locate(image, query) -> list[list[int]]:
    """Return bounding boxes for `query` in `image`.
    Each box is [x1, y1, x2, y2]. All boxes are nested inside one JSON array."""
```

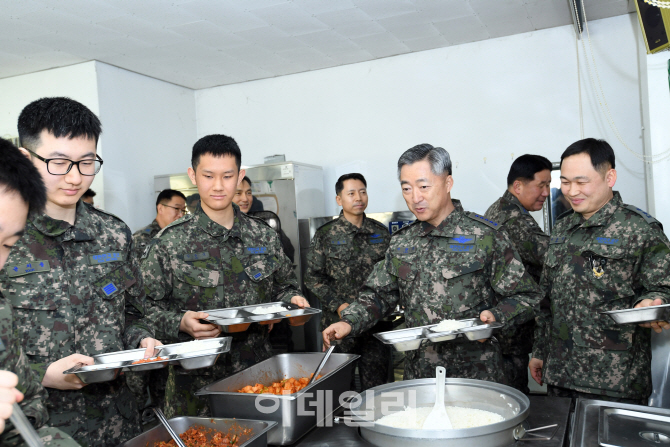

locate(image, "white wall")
[[0, 62, 106, 209], [195, 14, 647, 218], [95, 62, 197, 230]]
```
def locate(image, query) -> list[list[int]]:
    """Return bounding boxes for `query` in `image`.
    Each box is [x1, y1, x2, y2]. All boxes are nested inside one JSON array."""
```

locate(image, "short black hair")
[[18, 97, 102, 151], [335, 173, 367, 195], [0, 138, 46, 215], [506, 154, 552, 187], [240, 176, 252, 188], [156, 189, 187, 208], [186, 193, 200, 206], [82, 189, 96, 199], [191, 134, 241, 171], [560, 138, 615, 174]]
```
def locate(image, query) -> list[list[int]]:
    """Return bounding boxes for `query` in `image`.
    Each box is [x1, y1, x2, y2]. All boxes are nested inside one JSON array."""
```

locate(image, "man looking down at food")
[[323, 144, 542, 382], [530, 138, 670, 404], [141, 134, 309, 418], [0, 97, 159, 446]]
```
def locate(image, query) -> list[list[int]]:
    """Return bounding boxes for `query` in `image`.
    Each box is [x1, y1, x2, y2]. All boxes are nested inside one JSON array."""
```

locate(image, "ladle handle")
[[9, 403, 44, 447], [435, 366, 446, 405]]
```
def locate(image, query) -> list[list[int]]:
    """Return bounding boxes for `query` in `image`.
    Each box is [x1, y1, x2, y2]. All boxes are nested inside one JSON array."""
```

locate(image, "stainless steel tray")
[[203, 302, 321, 332], [118, 416, 276, 447], [64, 337, 232, 384], [599, 407, 670, 447], [373, 319, 502, 352], [195, 352, 359, 445], [601, 304, 670, 325]]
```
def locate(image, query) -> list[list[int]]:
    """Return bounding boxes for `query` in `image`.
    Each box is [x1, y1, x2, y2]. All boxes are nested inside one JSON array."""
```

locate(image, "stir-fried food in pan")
[[236, 375, 321, 395], [151, 424, 251, 447]]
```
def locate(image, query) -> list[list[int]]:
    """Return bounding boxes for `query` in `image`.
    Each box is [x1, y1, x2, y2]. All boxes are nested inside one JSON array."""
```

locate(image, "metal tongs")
[[9, 403, 45, 447], [153, 407, 187, 447]]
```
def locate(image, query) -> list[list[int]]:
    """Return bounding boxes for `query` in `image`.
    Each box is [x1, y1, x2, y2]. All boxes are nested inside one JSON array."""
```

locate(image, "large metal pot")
[[348, 378, 530, 447]]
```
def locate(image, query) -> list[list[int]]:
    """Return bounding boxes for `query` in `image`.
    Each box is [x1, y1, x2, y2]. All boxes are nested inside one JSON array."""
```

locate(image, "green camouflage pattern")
[[132, 219, 161, 262], [485, 190, 549, 393], [341, 200, 542, 382], [532, 192, 670, 400], [141, 203, 302, 418], [304, 213, 391, 389], [0, 201, 152, 447]]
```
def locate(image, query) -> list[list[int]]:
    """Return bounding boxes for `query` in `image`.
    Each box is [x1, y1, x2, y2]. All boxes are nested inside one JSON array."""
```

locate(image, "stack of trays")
[[63, 337, 232, 384], [373, 318, 503, 352], [202, 302, 321, 332]]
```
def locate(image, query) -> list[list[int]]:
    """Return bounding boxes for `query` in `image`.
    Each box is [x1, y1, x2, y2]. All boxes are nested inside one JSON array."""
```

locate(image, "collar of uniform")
[[578, 191, 622, 228], [195, 203, 240, 239], [29, 200, 95, 241], [336, 211, 373, 234], [150, 219, 161, 231], [502, 190, 527, 213], [417, 202, 462, 237]]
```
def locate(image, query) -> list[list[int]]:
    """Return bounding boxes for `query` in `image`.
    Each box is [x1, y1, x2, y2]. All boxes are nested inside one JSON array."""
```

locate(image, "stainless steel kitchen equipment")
[[347, 378, 534, 447], [118, 417, 277, 447], [195, 352, 359, 445], [571, 398, 670, 446], [602, 304, 670, 325], [202, 302, 321, 333], [63, 337, 231, 384]]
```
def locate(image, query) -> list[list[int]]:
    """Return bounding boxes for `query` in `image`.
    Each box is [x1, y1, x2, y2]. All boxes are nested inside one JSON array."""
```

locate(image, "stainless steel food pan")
[[203, 302, 321, 332], [374, 326, 428, 352], [160, 337, 232, 370], [599, 407, 670, 447], [459, 322, 503, 341], [602, 304, 670, 325], [117, 417, 276, 447], [195, 352, 359, 445], [425, 318, 479, 343], [64, 362, 124, 384]]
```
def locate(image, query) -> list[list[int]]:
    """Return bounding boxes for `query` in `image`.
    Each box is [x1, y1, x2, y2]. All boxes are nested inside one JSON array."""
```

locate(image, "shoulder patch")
[[144, 227, 152, 233], [466, 212, 500, 230], [624, 204, 659, 225]]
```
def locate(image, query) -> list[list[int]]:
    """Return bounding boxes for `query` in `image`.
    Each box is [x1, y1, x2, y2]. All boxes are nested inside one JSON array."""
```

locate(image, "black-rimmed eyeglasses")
[[161, 204, 187, 215], [26, 149, 103, 176]]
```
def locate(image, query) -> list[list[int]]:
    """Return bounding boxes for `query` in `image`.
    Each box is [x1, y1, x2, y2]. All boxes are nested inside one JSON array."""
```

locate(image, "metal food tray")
[[64, 337, 232, 384], [601, 304, 670, 325], [118, 417, 277, 447], [599, 407, 670, 447], [373, 319, 503, 352], [195, 352, 359, 445], [203, 301, 321, 332]]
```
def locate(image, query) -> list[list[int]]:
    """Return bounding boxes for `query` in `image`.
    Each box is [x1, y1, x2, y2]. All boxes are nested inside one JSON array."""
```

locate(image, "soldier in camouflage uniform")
[[530, 139, 670, 404], [305, 173, 391, 390], [0, 138, 79, 447], [484, 155, 551, 393], [323, 144, 542, 382], [141, 134, 309, 418], [128, 189, 186, 414], [0, 98, 160, 447]]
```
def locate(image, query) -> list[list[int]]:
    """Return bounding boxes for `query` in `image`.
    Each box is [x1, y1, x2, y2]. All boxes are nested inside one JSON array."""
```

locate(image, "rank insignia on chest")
[[550, 237, 566, 244], [595, 237, 621, 246], [88, 252, 123, 265], [8, 260, 50, 277], [394, 246, 416, 254], [330, 240, 347, 246], [369, 234, 385, 244], [448, 235, 476, 245], [183, 252, 210, 262], [102, 282, 118, 296], [245, 247, 268, 254]]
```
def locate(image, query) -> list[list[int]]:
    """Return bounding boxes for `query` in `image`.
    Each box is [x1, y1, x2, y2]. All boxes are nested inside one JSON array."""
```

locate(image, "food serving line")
[[69, 302, 670, 447]]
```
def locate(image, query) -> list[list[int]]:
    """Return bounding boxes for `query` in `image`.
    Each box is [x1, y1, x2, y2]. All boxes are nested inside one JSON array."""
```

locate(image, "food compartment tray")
[[601, 304, 670, 325], [599, 407, 670, 447], [373, 319, 502, 351], [203, 302, 321, 332]]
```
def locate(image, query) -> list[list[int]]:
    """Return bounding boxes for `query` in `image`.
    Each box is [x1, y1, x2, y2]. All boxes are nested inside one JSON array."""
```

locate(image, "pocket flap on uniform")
[[93, 263, 138, 299], [387, 257, 417, 281], [327, 246, 351, 261], [173, 264, 220, 288], [442, 260, 483, 280], [245, 255, 280, 282]]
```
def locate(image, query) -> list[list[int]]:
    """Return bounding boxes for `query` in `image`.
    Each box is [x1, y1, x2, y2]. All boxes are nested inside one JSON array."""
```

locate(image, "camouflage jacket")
[[532, 192, 670, 399], [141, 203, 302, 377], [0, 201, 152, 445], [485, 190, 549, 356], [304, 212, 390, 328], [341, 200, 542, 379], [0, 292, 49, 444], [131, 219, 161, 262]]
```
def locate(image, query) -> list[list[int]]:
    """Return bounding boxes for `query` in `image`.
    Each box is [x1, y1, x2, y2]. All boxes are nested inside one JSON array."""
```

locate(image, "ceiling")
[[0, 0, 635, 90]]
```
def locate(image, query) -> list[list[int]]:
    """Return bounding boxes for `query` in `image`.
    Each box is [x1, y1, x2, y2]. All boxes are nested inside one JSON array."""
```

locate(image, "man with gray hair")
[[323, 144, 542, 382]]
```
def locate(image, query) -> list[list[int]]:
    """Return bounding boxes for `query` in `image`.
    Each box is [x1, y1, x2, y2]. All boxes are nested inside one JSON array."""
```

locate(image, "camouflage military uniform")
[[305, 212, 391, 390], [485, 190, 549, 393], [0, 292, 80, 447], [128, 219, 166, 415], [341, 200, 542, 382], [0, 201, 153, 447], [532, 192, 670, 401], [141, 203, 302, 418]]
